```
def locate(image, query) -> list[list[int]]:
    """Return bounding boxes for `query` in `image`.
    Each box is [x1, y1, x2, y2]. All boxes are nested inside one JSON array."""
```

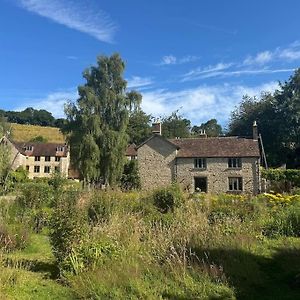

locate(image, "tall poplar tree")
[[64, 54, 141, 186]]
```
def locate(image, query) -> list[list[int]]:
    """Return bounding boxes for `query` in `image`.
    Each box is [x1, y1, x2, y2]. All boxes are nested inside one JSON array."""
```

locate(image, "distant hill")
[[10, 123, 65, 143]]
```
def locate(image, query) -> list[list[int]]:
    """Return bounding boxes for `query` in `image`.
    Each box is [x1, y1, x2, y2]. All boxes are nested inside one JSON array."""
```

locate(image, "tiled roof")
[[125, 143, 137, 156], [169, 137, 260, 157], [12, 141, 69, 157]]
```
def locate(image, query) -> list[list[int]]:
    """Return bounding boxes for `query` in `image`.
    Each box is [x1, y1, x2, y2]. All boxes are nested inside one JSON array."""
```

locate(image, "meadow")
[[1, 180, 300, 299], [10, 123, 65, 143]]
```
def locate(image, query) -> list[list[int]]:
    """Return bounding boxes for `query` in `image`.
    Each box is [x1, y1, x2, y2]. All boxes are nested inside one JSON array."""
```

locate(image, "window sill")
[[227, 190, 243, 194]]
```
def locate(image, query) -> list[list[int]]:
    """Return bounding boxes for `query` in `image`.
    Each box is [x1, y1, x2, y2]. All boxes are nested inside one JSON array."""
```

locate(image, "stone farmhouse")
[[137, 122, 262, 194], [1, 137, 70, 179]]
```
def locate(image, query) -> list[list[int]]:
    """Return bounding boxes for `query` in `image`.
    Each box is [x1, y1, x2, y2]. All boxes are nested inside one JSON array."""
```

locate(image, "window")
[[194, 158, 207, 169], [34, 166, 40, 173], [35, 156, 40, 162], [228, 177, 243, 191], [55, 166, 60, 173], [26, 165, 30, 171], [55, 156, 61, 162], [25, 145, 33, 151], [44, 166, 51, 173], [45, 156, 51, 162], [56, 146, 64, 152], [228, 158, 241, 168]]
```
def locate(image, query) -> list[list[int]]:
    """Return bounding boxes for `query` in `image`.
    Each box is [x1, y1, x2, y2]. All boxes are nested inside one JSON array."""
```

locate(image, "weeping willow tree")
[[63, 54, 141, 186]]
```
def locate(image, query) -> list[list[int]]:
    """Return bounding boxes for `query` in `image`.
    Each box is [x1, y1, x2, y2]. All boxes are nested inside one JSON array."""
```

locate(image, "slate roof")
[[169, 137, 260, 158], [12, 141, 68, 157]]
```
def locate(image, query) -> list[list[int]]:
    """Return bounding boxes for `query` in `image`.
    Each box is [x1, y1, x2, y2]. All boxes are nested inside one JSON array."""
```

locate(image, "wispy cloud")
[[16, 90, 78, 118], [126, 76, 153, 90], [141, 82, 279, 125], [66, 55, 78, 60], [17, 0, 117, 43], [243, 51, 273, 65], [182, 63, 233, 81], [159, 54, 199, 65], [243, 41, 300, 66]]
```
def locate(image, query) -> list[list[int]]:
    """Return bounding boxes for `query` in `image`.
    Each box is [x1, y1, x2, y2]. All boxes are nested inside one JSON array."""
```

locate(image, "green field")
[[10, 123, 65, 143], [1, 183, 300, 299]]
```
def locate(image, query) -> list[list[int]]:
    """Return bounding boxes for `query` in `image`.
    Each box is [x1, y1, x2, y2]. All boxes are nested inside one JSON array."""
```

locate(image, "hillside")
[[10, 123, 65, 143]]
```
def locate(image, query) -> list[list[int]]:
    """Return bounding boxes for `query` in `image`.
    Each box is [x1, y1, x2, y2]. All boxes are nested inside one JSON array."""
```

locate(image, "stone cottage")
[[137, 123, 261, 194], [1, 137, 70, 179]]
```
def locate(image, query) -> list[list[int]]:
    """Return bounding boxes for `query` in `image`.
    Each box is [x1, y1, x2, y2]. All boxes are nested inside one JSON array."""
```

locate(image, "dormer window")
[[56, 146, 64, 152], [25, 145, 33, 151]]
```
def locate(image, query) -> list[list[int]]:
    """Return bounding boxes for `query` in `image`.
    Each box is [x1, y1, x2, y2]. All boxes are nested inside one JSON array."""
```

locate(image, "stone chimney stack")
[[152, 122, 162, 135], [253, 121, 258, 140]]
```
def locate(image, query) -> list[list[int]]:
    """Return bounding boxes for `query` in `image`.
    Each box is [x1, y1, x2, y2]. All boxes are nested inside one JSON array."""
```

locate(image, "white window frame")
[[228, 157, 242, 168], [194, 158, 207, 169], [228, 177, 243, 191]]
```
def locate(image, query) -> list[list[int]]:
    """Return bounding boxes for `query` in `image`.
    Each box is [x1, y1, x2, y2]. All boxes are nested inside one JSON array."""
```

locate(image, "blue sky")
[[1, 0, 300, 126]]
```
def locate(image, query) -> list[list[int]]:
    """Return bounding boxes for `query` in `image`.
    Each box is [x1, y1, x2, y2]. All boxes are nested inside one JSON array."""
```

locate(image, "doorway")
[[194, 177, 207, 192]]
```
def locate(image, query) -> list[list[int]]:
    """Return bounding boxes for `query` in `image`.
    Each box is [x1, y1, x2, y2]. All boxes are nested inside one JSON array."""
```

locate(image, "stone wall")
[[137, 136, 177, 190], [176, 157, 260, 194]]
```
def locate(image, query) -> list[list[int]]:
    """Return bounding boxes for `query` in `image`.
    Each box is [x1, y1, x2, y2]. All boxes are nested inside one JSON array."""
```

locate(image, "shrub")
[[87, 192, 116, 224], [16, 182, 54, 209], [0, 223, 29, 252], [49, 191, 88, 270], [120, 160, 141, 191], [262, 203, 300, 237], [152, 184, 184, 213]]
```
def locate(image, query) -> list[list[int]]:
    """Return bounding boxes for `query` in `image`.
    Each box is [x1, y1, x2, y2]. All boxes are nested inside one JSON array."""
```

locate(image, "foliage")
[[192, 118, 223, 137], [29, 135, 48, 143], [161, 110, 191, 138], [63, 53, 142, 186], [120, 159, 141, 191], [16, 182, 54, 210], [229, 68, 300, 167], [262, 168, 300, 186], [152, 184, 184, 213], [127, 109, 152, 145], [8, 166, 28, 184], [49, 191, 88, 268], [0, 107, 57, 127]]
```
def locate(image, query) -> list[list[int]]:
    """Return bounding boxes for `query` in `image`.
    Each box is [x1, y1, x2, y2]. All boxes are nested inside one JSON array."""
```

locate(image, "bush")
[[16, 182, 54, 209], [49, 191, 88, 270], [152, 184, 184, 213], [120, 160, 141, 191], [262, 203, 300, 237], [0, 223, 29, 252], [87, 192, 117, 224]]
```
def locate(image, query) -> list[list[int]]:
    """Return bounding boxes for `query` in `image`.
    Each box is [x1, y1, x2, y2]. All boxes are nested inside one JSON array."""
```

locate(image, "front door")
[[194, 177, 207, 192]]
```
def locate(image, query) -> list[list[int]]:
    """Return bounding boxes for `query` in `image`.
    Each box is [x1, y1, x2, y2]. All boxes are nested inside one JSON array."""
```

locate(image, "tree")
[[192, 119, 223, 137], [228, 68, 300, 167], [63, 53, 141, 186], [161, 111, 191, 138], [127, 109, 152, 145], [0, 116, 11, 189]]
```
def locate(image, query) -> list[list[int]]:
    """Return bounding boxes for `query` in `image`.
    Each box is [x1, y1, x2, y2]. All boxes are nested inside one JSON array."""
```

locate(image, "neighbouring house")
[[137, 122, 262, 194], [1, 137, 70, 179]]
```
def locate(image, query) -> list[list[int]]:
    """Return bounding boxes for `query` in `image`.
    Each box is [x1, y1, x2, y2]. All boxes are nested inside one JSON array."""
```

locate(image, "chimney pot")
[[253, 121, 258, 140]]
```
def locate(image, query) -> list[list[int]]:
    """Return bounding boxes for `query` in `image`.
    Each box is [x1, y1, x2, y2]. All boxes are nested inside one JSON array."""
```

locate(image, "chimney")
[[253, 121, 258, 140], [152, 122, 162, 135]]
